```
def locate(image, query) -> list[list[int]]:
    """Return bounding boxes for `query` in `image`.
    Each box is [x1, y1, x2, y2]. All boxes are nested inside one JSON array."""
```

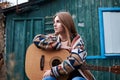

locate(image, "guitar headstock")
[[111, 65, 120, 74]]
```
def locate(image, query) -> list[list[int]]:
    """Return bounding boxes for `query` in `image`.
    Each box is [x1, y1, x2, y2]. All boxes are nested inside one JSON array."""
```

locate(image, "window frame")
[[98, 7, 120, 57]]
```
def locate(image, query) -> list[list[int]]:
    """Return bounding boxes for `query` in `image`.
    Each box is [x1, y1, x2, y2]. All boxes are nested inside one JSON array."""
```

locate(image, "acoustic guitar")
[[25, 44, 120, 80]]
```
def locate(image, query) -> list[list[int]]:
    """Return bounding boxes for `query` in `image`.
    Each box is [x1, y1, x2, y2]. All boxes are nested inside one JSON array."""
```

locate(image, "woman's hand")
[[43, 70, 51, 78], [61, 41, 71, 51], [61, 45, 71, 51]]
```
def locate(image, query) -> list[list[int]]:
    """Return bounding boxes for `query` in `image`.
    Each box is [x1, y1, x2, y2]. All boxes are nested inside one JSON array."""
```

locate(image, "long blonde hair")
[[54, 12, 77, 45]]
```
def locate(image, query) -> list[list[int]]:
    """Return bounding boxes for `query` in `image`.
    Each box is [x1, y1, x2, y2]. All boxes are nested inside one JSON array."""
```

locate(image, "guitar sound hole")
[[52, 59, 61, 67]]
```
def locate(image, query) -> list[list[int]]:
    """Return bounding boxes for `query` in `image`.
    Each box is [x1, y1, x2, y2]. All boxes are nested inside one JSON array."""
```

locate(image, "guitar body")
[[25, 44, 120, 80], [25, 44, 70, 80]]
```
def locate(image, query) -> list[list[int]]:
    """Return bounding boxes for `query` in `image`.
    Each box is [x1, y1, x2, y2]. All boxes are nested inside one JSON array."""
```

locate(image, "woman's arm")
[[33, 34, 61, 50], [50, 37, 87, 77]]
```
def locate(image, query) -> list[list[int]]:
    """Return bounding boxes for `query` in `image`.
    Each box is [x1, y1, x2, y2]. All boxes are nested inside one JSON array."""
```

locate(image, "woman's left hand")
[[61, 41, 71, 51], [43, 70, 51, 78]]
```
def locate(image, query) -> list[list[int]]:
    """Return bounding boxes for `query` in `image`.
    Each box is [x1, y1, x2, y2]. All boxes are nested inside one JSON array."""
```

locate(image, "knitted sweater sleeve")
[[51, 37, 87, 77], [33, 34, 61, 50]]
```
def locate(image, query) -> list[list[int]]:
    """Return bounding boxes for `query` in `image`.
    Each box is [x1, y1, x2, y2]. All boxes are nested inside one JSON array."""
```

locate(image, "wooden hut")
[[0, 0, 120, 80]]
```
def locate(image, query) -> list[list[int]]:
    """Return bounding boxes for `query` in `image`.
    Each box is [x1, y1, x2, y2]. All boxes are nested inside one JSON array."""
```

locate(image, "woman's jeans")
[[42, 76, 86, 80]]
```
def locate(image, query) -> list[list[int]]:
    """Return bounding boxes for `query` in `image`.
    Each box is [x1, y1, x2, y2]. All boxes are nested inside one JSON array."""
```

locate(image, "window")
[[99, 8, 120, 57]]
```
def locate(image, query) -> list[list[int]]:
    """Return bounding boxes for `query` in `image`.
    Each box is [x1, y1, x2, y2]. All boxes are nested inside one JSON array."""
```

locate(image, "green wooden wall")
[[5, 0, 120, 80]]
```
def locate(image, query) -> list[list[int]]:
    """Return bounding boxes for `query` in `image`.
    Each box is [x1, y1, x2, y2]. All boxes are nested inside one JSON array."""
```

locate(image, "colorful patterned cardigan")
[[33, 34, 95, 80]]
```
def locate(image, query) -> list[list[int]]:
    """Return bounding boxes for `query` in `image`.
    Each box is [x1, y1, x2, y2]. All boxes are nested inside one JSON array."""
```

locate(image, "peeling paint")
[[78, 22, 84, 27]]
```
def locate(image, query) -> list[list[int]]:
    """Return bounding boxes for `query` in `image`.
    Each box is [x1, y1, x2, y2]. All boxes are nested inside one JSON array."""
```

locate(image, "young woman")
[[33, 12, 95, 80]]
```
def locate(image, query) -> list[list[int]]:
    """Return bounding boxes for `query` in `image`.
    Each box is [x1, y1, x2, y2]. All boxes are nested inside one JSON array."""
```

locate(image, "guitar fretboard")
[[81, 64, 110, 72]]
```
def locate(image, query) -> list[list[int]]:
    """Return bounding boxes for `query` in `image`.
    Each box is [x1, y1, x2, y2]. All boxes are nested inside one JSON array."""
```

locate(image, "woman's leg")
[[42, 76, 56, 80], [72, 76, 86, 80]]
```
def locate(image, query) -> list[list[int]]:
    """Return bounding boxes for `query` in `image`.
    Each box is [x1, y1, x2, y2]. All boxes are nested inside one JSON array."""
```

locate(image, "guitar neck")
[[81, 64, 110, 72]]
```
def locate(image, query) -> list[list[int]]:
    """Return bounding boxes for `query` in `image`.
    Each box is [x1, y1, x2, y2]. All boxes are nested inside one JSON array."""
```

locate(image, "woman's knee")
[[72, 77, 86, 80], [42, 76, 56, 80]]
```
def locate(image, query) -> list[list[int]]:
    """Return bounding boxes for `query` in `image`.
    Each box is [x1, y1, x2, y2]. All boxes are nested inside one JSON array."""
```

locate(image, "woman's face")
[[53, 16, 65, 35]]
